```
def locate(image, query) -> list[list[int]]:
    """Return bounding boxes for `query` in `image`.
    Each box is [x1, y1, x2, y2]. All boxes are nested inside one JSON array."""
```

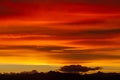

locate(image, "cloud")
[[62, 28, 120, 36], [59, 48, 120, 54], [49, 52, 120, 61], [0, 26, 120, 48], [0, 45, 119, 53], [0, 26, 59, 35], [55, 28, 120, 41], [56, 19, 105, 26], [0, 45, 73, 52], [0, 45, 74, 58], [70, 40, 120, 46], [0, 45, 119, 63], [47, 47, 120, 62], [0, 25, 120, 38], [59, 65, 101, 73]]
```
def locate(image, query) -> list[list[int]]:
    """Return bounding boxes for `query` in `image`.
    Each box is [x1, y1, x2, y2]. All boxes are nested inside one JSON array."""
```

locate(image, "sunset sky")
[[0, 0, 120, 73]]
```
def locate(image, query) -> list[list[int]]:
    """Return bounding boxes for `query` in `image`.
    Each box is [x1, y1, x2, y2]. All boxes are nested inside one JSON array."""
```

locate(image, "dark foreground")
[[0, 71, 120, 80]]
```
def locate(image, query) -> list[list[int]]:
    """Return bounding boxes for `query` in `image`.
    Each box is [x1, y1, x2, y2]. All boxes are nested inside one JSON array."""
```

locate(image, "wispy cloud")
[[0, 45, 73, 52], [0, 45, 119, 62]]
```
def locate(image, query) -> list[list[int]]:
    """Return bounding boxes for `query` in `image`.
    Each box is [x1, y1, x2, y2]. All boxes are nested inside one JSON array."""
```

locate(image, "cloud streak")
[[0, 45, 119, 63], [0, 45, 73, 52]]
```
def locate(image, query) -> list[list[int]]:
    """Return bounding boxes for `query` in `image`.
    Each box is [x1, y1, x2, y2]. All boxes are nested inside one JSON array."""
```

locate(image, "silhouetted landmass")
[[0, 71, 119, 80]]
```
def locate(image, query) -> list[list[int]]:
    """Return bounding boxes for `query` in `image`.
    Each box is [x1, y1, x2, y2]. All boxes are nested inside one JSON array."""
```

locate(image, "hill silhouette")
[[0, 70, 119, 80], [0, 65, 119, 80]]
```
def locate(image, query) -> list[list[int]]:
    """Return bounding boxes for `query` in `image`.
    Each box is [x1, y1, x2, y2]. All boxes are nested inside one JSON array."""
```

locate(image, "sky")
[[0, 0, 120, 73]]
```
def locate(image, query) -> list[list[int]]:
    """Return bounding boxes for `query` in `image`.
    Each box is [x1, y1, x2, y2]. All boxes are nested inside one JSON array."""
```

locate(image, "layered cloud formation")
[[0, 0, 120, 69]]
